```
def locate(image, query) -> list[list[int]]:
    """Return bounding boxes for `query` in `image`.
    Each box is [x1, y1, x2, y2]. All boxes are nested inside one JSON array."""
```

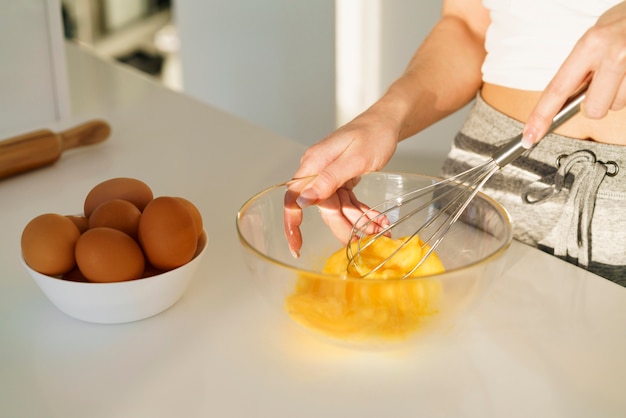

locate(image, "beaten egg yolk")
[[285, 236, 445, 341]]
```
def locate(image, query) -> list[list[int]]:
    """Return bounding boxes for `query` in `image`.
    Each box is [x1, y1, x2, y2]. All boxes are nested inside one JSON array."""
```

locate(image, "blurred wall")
[[174, 1, 336, 144], [0, 0, 69, 137], [174, 1, 469, 174]]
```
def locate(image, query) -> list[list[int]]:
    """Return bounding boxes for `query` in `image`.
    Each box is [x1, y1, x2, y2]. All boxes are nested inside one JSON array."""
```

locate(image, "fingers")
[[611, 77, 626, 110], [584, 62, 624, 118], [521, 56, 591, 148], [284, 187, 303, 258], [318, 194, 354, 245], [522, 12, 626, 148], [291, 137, 356, 208], [295, 170, 338, 209], [283, 178, 316, 258], [341, 188, 390, 233], [283, 174, 387, 257], [284, 103, 399, 255], [293, 130, 396, 208], [283, 177, 362, 257], [296, 163, 369, 210], [318, 188, 389, 245]]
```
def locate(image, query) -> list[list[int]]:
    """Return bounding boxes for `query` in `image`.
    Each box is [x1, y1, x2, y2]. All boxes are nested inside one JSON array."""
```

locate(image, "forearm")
[[372, 13, 488, 141]]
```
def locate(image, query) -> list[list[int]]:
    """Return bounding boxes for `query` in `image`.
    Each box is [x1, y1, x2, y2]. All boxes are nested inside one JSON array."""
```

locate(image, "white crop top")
[[482, 0, 622, 91]]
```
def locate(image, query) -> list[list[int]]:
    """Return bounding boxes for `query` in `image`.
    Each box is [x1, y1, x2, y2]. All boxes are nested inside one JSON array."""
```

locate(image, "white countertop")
[[1, 43, 625, 418]]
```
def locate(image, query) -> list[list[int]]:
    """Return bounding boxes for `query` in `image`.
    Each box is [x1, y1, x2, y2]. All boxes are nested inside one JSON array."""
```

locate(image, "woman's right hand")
[[284, 106, 401, 257], [282, 0, 490, 257]]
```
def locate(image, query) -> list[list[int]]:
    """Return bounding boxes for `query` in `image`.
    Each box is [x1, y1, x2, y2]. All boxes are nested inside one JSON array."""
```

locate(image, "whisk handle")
[[491, 133, 524, 168], [492, 88, 587, 167]]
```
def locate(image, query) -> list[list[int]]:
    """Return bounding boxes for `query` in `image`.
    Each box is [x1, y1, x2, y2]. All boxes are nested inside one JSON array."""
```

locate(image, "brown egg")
[[75, 227, 145, 283], [84, 177, 153, 217], [88, 199, 141, 239], [21, 213, 81, 275], [66, 215, 89, 233], [174, 197, 204, 239], [138, 197, 198, 271]]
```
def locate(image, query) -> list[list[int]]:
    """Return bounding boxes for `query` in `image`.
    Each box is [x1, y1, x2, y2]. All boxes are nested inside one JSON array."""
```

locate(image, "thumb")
[[295, 169, 340, 208], [296, 168, 358, 209]]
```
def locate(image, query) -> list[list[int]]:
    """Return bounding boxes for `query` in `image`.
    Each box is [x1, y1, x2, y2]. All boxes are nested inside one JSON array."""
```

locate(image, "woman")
[[284, 0, 626, 283]]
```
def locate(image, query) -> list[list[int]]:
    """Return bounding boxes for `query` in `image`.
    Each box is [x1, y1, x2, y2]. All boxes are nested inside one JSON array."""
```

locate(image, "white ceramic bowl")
[[22, 232, 207, 324]]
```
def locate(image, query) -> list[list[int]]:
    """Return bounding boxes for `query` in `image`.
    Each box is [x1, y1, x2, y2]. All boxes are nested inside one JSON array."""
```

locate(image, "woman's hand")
[[522, 2, 626, 148], [284, 176, 389, 257], [283, 108, 399, 257], [283, 0, 490, 257]]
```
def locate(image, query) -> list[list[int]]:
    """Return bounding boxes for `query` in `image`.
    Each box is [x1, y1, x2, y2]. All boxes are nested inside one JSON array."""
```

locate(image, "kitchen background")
[[3, 0, 468, 174]]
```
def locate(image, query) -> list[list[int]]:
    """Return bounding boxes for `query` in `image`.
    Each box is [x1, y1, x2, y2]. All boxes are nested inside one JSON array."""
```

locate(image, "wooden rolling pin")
[[0, 119, 110, 179]]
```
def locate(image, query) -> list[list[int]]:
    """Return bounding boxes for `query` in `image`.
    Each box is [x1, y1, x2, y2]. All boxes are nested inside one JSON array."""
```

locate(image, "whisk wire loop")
[[346, 162, 499, 279]]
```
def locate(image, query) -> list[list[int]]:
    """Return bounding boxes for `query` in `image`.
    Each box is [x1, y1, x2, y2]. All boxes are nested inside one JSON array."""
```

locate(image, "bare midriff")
[[481, 83, 626, 146]]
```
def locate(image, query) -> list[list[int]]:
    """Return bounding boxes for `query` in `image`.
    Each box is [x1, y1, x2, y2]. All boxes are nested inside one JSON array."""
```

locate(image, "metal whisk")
[[347, 88, 587, 279]]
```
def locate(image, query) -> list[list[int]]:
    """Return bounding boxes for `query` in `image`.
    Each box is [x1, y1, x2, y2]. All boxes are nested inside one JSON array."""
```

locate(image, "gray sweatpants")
[[441, 94, 626, 285]]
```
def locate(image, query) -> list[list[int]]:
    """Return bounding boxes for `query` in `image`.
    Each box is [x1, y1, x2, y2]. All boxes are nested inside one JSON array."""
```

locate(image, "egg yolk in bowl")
[[285, 236, 445, 342]]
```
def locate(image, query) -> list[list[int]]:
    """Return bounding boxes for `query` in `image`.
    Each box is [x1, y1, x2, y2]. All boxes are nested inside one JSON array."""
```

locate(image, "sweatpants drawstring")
[[521, 150, 617, 267]]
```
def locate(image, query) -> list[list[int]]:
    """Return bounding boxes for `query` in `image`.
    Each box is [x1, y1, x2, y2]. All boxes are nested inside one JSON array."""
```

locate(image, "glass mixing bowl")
[[237, 172, 512, 350]]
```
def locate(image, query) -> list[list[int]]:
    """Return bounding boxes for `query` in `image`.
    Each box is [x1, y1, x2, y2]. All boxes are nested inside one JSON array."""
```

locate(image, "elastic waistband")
[[458, 93, 626, 190]]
